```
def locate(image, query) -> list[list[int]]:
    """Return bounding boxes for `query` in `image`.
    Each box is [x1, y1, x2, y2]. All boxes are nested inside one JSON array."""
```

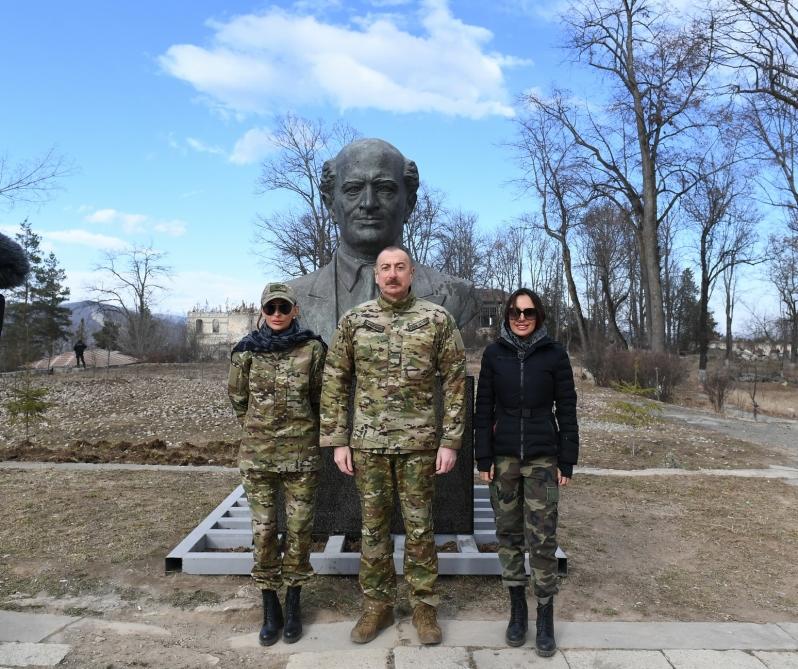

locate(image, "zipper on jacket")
[[518, 350, 524, 459]]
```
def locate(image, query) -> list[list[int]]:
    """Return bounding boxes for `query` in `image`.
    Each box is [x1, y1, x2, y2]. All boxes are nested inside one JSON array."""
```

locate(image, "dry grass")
[[1, 468, 795, 623], [557, 475, 798, 622]]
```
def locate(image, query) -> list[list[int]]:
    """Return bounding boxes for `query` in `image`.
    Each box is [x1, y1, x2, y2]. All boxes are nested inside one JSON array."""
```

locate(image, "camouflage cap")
[[261, 282, 297, 307]]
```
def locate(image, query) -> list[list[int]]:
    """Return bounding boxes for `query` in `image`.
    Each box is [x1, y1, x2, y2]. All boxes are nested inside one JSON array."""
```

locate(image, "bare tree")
[[747, 97, 798, 227], [403, 183, 446, 265], [253, 114, 359, 276], [89, 246, 171, 359], [524, 0, 719, 351], [432, 210, 487, 285], [511, 106, 591, 348], [719, 0, 798, 111], [721, 252, 740, 361], [768, 234, 798, 363], [581, 202, 632, 348], [682, 152, 762, 373], [0, 147, 75, 209], [484, 225, 527, 295]]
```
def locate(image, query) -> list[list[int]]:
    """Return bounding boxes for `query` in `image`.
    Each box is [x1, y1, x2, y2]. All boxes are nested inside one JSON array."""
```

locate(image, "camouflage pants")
[[240, 467, 319, 590], [490, 455, 559, 597], [353, 450, 439, 610]]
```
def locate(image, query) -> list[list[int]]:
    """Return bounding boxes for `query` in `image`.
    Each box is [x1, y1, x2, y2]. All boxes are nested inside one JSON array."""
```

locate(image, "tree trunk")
[[698, 273, 710, 372], [724, 285, 733, 362], [561, 241, 589, 349], [641, 199, 666, 352], [601, 272, 628, 349], [791, 309, 798, 363]]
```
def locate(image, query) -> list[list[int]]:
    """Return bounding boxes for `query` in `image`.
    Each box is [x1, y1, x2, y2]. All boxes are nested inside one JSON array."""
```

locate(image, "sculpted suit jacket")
[[288, 251, 479, 345]]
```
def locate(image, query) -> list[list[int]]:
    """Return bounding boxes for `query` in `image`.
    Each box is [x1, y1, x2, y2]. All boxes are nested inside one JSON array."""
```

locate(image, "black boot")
[[505, 586, 528, 647], [259, 589, 283, 646], [535, 598, 556, 657], [283, 585, 303, 643]]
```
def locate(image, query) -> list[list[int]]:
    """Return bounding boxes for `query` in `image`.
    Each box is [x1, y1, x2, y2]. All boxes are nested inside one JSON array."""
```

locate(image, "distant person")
[[227, 283, 326, 646], [474, 288, 579, 656], [73, 340, 87, 368]]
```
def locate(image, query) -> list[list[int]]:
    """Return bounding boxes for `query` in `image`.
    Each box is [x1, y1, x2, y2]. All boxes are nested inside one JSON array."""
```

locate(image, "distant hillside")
[[63, 301, 118, 342], [63, 301, 186, 344]]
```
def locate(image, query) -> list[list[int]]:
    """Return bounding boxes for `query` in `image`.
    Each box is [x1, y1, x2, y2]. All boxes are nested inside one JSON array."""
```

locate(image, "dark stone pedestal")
[[278, 376, 474, 535]]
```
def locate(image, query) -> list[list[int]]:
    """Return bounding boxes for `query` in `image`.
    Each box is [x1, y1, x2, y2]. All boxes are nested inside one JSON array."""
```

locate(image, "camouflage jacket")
[[228, 339, 326, 472], [320, 293, 466, 453]]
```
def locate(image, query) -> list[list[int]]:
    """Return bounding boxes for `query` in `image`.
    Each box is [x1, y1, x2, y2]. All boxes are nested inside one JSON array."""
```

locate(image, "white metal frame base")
[[166, 485, 567, 577]]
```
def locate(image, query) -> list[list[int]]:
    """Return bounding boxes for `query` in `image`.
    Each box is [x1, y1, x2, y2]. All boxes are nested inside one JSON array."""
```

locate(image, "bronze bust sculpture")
[[288, 138, 478, 344]]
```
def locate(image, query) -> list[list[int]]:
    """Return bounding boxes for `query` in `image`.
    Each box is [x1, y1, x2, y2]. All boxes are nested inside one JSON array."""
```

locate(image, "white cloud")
[[369, 0, 413, 6], [152, 219, 188, 237], [230, 127, 276, 165], [85, 208, 147, 233], [44, 229, 128, 250], [159, 0, 522, 119], [83, 208, 187, 237], [186, 137, 226, 156], [164, 270, 263, 313]]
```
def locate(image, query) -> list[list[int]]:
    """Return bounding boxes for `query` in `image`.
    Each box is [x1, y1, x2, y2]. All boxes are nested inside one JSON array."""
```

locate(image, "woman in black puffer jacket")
[[474, 288, 579, 656]]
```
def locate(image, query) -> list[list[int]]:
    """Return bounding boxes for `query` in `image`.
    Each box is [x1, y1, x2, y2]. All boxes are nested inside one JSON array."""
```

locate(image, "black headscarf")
[[231, 320, 326, 355]]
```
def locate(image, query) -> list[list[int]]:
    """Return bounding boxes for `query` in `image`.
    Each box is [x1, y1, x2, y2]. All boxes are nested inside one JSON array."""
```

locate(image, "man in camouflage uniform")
[[321, 245, 466, 645], [228, 282, 326, 645]]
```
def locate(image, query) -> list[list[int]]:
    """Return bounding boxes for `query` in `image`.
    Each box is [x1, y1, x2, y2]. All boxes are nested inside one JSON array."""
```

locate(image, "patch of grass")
[[161, 589, 222, 609], [63, 606, 104, 617], [601, 399, 662, 427]]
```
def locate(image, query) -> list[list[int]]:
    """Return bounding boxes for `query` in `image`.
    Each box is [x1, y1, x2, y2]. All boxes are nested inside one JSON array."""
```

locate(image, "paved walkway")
[[3, 460, 798, 482], [2, 610, 797, 668]]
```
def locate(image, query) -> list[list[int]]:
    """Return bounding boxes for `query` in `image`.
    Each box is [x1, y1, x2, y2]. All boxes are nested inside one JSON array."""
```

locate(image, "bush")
[[583, 345, 688, 402], [701, 366, 736, 413]]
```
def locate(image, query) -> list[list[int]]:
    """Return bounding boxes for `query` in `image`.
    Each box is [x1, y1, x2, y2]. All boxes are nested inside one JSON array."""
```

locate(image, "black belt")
[[501, 407, 553, 418]]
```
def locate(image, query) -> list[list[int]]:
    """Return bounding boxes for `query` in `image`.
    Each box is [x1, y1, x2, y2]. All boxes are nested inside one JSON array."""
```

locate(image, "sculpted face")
[[330, 140, 413, 258], [374, 248, 414, 302]]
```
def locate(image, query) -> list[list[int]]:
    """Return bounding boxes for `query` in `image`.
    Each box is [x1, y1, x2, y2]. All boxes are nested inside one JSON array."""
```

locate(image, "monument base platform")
[[166, 485, 567, 577]]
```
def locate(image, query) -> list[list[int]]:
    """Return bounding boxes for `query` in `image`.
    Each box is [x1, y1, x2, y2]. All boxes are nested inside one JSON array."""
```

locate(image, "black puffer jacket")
[[474, 334, 579, 477]]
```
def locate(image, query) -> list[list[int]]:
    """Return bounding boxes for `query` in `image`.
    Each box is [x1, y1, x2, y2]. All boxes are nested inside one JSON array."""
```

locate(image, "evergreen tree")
[[673, 268, 718, 354], [93, 318, 120, 369], [30, 251, 71, 362], [1, 220, 43, 369]]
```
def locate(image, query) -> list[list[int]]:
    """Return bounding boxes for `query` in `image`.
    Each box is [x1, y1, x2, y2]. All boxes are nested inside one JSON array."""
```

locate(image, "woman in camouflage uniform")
[[228, 283, 326, 646], [474, 288, 579, 656]]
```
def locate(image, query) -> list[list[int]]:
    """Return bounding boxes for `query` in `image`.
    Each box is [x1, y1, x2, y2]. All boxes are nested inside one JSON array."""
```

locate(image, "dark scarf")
[[500, 322, 549, 353], [232, 320, 326, 355]]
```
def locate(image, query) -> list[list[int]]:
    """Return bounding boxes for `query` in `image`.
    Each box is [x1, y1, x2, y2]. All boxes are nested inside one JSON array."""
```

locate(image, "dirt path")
[[659, 403, 798, 465]]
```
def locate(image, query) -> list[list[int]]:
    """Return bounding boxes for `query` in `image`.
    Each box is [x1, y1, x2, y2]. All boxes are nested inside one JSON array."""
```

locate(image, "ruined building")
[[187, 303, 258, 359]]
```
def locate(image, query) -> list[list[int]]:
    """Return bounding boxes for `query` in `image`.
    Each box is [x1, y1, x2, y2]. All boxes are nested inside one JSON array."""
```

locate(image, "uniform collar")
[[378, 291, 416, 312]]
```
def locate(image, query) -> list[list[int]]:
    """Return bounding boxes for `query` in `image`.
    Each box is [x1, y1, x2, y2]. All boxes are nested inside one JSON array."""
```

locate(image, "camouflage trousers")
[[352, 450, 439, 610], [490, 455, 560, 598], [240, 467, 319, 590]]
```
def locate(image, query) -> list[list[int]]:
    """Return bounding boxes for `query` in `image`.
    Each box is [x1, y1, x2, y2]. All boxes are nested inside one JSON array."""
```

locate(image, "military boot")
[[350, 602, 394, 644], [505, 585, 528, 647], [412, 602, 442, 645], [535, 598, 556, 657], [259, 589, 283, 646], [283, 585, 303, 643]]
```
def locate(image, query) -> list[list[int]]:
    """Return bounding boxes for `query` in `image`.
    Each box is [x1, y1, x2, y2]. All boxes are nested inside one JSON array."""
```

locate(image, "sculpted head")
[[321, 139, 419, 259]]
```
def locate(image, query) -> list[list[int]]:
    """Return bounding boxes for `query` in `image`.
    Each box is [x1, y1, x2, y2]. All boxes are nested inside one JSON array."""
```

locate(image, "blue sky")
[[0, 0, 775, 328], [0, 0, 576, 313]]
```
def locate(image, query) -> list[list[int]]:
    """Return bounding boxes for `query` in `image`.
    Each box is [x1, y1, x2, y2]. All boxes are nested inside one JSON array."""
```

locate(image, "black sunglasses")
[[508, 307, 537, 321], [264, 301, 293, 316]]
